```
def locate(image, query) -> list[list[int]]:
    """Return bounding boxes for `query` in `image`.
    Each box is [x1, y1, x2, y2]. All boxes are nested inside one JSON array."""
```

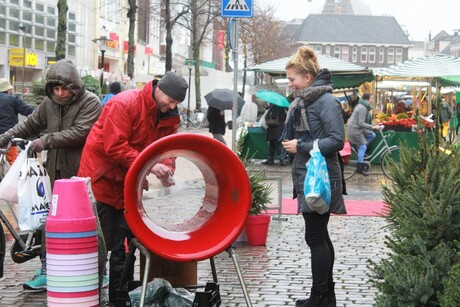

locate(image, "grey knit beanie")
[[157, 71, 188, 102]]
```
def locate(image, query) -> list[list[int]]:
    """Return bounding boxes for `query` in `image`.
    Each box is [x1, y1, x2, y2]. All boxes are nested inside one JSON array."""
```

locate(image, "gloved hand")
[[0, 137, 7, 148], [29, 138, 45, 153]]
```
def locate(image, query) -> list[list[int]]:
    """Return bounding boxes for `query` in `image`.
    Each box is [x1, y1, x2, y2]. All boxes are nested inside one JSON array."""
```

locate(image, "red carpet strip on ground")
[[266, 198, 388, 217]]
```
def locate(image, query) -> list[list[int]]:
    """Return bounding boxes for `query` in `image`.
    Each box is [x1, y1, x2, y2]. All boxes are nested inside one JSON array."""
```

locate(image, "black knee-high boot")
[[327, 282, 336, 307]]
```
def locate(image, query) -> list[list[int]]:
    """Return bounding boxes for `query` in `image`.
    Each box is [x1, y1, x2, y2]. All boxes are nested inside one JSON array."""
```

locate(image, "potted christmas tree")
[[237, 128, 274, 246]]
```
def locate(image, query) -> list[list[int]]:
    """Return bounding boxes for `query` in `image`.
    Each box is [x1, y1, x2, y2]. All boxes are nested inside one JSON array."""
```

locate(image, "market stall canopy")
[[246, 54, 374, 89], [374, 54, 460, 86], [377, 80, 430, 90]]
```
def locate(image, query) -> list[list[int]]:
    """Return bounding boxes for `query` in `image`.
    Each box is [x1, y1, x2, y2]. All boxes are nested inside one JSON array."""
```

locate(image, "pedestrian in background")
[[0, 78, 35, 164], [439, 97, 453, 139], [347, 93, 381, 176], [101, 81, 122, 106], [262, 103, 288, 166], [281, 46, 346, 307], [0, 59, 102, 291], [238, 98, 258, 125], [206, 106, 226, 145], [78, 71, 188, 303]]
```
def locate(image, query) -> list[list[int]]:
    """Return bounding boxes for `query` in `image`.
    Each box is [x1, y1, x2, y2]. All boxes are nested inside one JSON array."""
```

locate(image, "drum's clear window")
[[141, 156, 210, 231]]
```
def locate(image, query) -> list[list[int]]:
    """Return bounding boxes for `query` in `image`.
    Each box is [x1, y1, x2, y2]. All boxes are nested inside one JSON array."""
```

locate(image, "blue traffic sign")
[[221, 0, 253, 18]]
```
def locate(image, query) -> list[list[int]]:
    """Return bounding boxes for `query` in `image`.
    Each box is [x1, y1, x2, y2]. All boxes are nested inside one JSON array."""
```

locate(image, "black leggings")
[[302, 212, 334, 292]]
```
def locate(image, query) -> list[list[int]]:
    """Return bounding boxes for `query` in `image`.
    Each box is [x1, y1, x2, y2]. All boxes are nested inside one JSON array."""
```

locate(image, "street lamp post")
[[18, 24, 26, 100], [186, 59, 193, 128], [92, 36, 111, 89]]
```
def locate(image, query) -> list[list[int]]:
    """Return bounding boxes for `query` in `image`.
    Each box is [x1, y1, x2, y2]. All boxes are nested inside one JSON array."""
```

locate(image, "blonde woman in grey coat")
[[346, 93, 381, 175]]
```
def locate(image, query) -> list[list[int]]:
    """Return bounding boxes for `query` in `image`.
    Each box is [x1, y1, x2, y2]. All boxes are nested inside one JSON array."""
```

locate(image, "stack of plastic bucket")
[[46, 178, 99, 306]]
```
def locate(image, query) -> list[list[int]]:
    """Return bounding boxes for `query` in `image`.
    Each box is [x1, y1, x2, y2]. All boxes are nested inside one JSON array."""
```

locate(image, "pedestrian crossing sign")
[[221, 0, 253, 18]]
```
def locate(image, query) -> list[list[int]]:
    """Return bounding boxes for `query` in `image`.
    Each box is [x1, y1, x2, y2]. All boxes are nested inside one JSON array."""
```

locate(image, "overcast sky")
[[258, 0, 459, 41]]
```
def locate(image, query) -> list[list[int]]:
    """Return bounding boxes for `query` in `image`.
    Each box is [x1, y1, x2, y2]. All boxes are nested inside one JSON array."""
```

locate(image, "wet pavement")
[[0, 128, 390, 306]]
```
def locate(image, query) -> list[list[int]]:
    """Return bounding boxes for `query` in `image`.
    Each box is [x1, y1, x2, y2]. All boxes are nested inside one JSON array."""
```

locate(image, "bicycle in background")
[[179, 105, 203, 129], [343, 127, 401, 180], [0, 138, 42, 278]]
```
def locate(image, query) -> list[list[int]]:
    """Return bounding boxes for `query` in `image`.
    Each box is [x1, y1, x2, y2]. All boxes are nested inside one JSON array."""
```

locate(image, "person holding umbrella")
[[256, 90, 289, 166], [204, 89, 245, 145]]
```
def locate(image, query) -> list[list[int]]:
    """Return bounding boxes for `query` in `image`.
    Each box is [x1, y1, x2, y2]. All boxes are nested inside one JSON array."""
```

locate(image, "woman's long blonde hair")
[[285, 46, 321, 77]]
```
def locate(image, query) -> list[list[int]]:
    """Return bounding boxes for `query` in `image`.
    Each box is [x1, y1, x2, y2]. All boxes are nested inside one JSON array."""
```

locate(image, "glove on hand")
[[0, 135, 9, 148], [29, 139, 45, 153]]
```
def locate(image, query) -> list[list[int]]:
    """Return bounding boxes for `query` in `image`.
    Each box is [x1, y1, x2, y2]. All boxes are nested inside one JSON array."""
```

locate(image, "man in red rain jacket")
[[78, 72, 188, 302]]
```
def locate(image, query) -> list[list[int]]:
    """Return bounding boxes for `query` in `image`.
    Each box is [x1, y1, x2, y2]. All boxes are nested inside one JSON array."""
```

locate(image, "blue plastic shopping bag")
[[303, 140, 331, 214]]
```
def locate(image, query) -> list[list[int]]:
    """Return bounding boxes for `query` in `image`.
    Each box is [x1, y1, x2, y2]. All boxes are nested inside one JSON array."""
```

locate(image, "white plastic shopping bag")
[[17, 156, 51, 231], [303, 140, 331, 214], [0, 144, 29, 203]]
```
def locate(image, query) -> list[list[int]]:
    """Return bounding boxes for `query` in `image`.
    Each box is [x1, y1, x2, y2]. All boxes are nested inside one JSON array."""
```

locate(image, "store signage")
[[9, 48, 38, 67], [9, 48, 24, 67]]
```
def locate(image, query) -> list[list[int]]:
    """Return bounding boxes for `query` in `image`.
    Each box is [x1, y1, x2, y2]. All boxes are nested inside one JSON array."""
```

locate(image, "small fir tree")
[[369, 126, 460, 306]]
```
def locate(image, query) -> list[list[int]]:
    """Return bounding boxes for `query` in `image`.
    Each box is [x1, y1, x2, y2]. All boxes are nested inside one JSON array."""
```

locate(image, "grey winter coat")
[[289, 73, 346, 214], [347, 103, 374, 146], [0, 59, 102, 185]]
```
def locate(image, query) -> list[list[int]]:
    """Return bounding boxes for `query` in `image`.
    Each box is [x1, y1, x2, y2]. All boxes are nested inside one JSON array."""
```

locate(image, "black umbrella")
[[204, 89, 244, 112]]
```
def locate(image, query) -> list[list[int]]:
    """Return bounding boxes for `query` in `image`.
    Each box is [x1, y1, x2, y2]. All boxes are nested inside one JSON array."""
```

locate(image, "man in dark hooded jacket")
[[0, 59, 102, 291]]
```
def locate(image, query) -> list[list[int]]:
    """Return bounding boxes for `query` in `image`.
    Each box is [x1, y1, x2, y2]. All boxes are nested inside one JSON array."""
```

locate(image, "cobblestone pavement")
[[0, 128, 391, 306]]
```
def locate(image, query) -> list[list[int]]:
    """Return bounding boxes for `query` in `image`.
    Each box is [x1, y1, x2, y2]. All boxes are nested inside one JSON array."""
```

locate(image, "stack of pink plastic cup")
[[46, 178, 99, 306]]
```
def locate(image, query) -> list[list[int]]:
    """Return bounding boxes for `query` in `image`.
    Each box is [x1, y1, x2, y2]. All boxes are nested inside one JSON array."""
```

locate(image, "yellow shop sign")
[[9, 48, 39, 67], [9, 48, 24, 67]]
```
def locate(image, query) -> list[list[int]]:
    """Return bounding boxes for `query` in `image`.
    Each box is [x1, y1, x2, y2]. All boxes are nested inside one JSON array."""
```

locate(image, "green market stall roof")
[[246, 54, 374, 89], [374, 53, 460, 87]]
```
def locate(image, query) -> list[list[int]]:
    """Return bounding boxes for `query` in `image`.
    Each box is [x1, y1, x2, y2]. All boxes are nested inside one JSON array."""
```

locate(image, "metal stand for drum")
[[114, 238, 253, 307]]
